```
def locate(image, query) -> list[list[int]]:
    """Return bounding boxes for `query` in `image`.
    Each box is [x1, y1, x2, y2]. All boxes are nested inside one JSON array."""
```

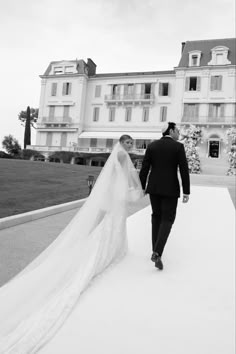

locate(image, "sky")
[[0, 0, 235, 148]]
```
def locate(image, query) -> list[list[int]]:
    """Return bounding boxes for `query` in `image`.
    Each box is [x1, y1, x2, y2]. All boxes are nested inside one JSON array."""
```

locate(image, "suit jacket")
[[139, 137, 190, 198]]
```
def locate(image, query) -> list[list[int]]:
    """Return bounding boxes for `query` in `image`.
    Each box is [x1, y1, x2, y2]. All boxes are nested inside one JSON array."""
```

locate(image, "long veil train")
[[0, 142, 143, 353]]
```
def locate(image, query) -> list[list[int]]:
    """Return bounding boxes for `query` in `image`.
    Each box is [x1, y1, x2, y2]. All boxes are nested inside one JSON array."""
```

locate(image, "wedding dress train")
[[0, 143, 143, 353]]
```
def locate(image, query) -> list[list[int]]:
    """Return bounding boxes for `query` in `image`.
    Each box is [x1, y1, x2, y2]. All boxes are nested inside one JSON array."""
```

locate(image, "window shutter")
[[185, 77, 190, 91], [141, 84, 145, 95], [117, 85, 121, 95], [106, 139, 113, 148], [63, 106, 69, 121], [220, 104, 225, 117], [208, 104, 213, 117], [93, 107, 99, 121], [49, 106, 55, 120], [95, 85, 101, 97], [167, 83, 170, 96], [210, 76, 215, 91], [218, 76, 222, 90], [46, 132, 53, 146], [196, 77, 201, 91], [90, 138, 97, 147], [124, 85, 128, 96], [60, 133, 67, 147], [183, 104, 188, 117], [151, 83, 155, 94], [133, 84, 137, 96], [51, 83, 57, 96], [62, 83, 66, 95], [68, 83, 72, 95], [158, 83, 163, 95], [143, 107, 149, 121], [195, 104, 199, 118]]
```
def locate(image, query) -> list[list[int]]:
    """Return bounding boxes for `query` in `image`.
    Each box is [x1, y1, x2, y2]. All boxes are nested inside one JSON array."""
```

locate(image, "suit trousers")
[[149, 194, 178, 257]]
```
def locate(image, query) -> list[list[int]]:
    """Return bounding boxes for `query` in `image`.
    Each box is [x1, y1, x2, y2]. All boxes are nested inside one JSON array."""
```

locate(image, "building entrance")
[[208, 140, 220, 158]]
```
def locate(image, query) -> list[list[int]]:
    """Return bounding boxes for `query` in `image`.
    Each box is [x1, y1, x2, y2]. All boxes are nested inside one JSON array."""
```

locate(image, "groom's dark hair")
[[162, 122, 176, 136]]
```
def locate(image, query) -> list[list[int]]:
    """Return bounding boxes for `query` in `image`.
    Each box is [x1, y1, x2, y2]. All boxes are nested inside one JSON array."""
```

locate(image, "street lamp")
[[87, 175, 95, 195]]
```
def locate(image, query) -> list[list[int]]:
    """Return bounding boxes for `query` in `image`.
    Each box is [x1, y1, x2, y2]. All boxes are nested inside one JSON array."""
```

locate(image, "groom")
[[139, 122, 190, 270]]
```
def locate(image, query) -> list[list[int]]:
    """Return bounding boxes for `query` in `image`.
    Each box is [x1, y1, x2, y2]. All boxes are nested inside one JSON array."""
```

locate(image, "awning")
[[78, 131, 161, 140]]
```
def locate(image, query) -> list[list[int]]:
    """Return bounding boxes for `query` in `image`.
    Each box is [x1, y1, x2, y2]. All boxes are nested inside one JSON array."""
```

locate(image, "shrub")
[[0, 151, 12, 159]]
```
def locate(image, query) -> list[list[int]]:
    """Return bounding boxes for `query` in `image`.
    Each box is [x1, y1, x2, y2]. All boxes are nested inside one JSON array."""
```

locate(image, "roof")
[[178, 38, 236, 67], [93, 70, 175, 78]]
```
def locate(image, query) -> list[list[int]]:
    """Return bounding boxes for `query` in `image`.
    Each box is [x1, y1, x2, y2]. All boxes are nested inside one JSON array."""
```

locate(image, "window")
[[109, 107, 115, 122], [90, 138, 97, 147], [49, 106, 55, 120], [142, 107, 149, 122], [54, 67, 63, 75], [65, 66, 74, 73], [159, 83, 169, 96], [125, 107, 132, 122], [141, 83, 154, 98], [124, 84, 135, 97], [188, 51, 201, 67], [216, 54, 223, 65], [93, 107, 100, 122], [183, 104, 199, 119], [208, 104, 225, 118], [136, 139, 151, 149], [185, 77, 201, 91], [106, 139, 113, 148], [63, 106, 70, 121], [46, 132, 53, 146], [111, 84, 121, 97], [51, 83, 57, 96], [95, 85, 101, 98], [60, 133, 67, 147], [160, 106, 167, 122], [208, 46, 231, 65], [210, 76, 222, 91], [62, 82, 72, 95]]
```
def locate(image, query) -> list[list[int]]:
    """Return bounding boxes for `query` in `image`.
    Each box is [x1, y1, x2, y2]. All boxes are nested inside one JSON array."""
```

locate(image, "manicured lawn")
[[0, 159, 102, 218]]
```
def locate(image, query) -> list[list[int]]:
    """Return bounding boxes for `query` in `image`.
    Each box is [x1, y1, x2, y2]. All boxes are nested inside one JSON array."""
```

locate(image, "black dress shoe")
[[155, 256, 163, 270], [151, 252, 159, 262]]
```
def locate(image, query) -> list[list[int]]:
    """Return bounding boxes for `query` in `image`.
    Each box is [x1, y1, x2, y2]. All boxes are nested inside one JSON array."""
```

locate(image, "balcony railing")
[[41, 117, 72, 123], [181, 116, 236, 125], [104, 93, 155, 103], [27, 145, 146, 155]]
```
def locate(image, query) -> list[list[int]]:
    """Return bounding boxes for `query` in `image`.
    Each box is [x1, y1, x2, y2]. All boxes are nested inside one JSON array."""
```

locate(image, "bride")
[[0, 135, 143, 353]]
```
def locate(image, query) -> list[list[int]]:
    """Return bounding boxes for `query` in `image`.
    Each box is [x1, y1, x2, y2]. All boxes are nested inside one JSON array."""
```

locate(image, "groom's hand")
[[182, 194, 189, 203]]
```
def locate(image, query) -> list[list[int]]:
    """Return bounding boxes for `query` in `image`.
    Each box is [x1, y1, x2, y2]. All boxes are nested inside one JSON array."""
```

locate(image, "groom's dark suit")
[[139, 136, 190, 257]]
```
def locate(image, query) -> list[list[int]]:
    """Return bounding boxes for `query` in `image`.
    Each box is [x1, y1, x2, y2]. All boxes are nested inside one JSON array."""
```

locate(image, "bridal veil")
[[0, 142, 143, 353]]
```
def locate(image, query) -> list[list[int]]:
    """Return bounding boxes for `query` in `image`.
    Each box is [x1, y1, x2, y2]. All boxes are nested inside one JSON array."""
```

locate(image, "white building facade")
[[30, 38, 236, 171]]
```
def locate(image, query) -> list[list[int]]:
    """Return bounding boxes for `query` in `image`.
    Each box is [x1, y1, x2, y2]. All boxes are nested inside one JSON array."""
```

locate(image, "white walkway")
[[41, 186, 235, 354]]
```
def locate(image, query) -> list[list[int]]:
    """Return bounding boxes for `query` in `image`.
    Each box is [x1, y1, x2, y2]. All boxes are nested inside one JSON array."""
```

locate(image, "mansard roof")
[[178, 38, 236, 67]]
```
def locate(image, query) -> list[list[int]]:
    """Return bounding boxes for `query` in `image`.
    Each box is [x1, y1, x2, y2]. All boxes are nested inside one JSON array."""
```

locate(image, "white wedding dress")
[[0, 143, 143, 354]]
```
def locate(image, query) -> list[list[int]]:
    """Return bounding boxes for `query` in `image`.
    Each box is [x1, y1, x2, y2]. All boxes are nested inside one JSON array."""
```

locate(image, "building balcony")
[[181, 116, 236, 125], [27, 145, 146, 155], [104, 93, 155, 105], [37, 117, 78, 131]]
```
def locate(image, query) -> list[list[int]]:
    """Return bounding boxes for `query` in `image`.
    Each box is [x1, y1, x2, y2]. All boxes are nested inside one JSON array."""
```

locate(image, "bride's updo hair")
[[119, 134, 133, 142]]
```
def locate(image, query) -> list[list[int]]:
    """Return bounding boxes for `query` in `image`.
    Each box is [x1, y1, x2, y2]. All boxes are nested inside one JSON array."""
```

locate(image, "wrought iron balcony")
[[181, 116, 236, 125], [104, 93, 155, 104]]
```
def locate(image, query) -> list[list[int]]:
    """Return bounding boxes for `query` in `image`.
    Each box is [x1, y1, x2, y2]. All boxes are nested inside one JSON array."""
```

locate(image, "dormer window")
[[188, 51, 201, 67], [54, 66, 63, 74], [208, 46, 231, 65], [65, 66, 74, 73]]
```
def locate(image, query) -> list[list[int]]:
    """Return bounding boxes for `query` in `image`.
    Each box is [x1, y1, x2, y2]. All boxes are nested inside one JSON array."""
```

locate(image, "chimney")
[[87, 58, 97, 76], [181, 42, 186, 53]]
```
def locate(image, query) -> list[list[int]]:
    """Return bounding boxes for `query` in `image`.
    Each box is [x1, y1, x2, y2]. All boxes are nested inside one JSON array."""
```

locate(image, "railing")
[[181, 116, 236, 124], [27, 145, 146, 155], [41, 117, 72, 123], [104, 94, 155, 101]]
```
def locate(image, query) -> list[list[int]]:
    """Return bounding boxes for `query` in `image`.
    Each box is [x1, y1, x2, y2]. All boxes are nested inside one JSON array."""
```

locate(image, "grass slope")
[[0, 159, 102, 218]]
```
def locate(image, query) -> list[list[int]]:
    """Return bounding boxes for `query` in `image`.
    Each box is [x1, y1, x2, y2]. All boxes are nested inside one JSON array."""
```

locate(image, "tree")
[[24, 106, 31, 148], [226, 127, 236, 176], [18, 107, 38, 148], [181, 125, 202, 174], [2, 135, 21, 156]]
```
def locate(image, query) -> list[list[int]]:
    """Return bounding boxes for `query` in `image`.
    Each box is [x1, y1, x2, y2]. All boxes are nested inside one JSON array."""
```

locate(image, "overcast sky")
[[0, 0, 235, 148]]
